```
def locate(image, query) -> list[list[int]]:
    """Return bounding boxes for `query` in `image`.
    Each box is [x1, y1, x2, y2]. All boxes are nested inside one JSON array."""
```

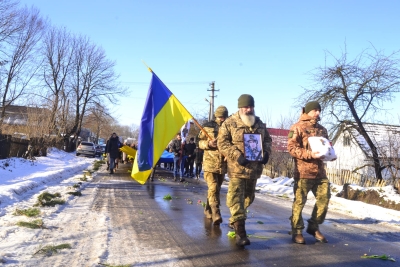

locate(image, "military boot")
[[306, 225, 328, 243], [204, 208, 212, 219], [292, 233, 305, 244], [211, 209, 222, 225], [233, 220, 250, 246]]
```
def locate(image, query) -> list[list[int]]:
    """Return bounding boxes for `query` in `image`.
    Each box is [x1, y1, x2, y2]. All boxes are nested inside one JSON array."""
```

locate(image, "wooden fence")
[[326, 168, 399, 188]]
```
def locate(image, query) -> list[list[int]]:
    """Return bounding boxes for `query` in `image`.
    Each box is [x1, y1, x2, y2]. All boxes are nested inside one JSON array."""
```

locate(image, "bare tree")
[[0, 0, 21, 55], [299, 45, 400, 180], [41, 25, 74, 135], [69, 35, 123, 137], [83, 103, 113, 143], [373, 127, 400, 188], [0, 6, 45, 133]]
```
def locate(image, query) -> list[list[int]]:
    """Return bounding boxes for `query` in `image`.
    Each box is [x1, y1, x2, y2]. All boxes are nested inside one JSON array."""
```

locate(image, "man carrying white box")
[[287, 100, 336, 245]]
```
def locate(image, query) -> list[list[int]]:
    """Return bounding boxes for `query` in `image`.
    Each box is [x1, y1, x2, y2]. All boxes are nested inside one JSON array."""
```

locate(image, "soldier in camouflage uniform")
[[287, 101, 334, 244], [198, 106, 229, 225], [217, 94, 272, 247]]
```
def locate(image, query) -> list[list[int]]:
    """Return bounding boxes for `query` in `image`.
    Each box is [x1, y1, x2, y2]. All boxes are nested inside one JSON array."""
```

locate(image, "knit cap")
[[214, 105, 228, 117], [304, 101, 321, 113], [238, 94, 255, 108]]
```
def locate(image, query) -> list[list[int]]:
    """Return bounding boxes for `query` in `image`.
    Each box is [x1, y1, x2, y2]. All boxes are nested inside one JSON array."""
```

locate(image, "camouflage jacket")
[[217, 111, 272, 179], [287, 113, 328, 179], [198, 120, 227, 174]]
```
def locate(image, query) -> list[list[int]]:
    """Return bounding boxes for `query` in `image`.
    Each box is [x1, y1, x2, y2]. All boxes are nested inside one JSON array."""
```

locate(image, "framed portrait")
[[243, 133, 263, 161]]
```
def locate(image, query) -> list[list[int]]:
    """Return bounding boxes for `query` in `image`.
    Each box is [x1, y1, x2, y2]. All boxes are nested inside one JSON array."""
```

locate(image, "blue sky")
[[19, 0, 400, 127]]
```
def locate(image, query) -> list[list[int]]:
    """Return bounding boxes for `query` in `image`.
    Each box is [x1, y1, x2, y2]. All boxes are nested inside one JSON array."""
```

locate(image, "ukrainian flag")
[[131, 71, 193, 184]]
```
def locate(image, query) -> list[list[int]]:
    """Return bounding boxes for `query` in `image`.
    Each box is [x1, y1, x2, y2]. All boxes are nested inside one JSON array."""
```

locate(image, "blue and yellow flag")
[[131, 71, 193, 184]]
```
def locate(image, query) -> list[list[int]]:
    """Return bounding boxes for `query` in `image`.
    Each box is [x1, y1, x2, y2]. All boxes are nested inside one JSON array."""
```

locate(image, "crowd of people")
[[102, 94, 334, 248]]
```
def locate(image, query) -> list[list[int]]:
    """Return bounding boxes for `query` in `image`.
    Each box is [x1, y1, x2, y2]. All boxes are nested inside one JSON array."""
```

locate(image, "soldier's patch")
[[288, 131, 294, 138]]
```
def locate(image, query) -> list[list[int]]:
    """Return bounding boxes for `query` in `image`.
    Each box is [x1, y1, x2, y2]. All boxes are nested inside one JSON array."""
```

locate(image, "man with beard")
[[217, 95, 272, 246], [198, 106, 229, 225], [288, 101, 333, 244]]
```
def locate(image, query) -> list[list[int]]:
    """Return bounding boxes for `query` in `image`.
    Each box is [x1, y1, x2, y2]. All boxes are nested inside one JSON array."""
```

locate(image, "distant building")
[[327, 122, 400, 179], [0, 105, 50, 137], [267, 128, 290, 153]]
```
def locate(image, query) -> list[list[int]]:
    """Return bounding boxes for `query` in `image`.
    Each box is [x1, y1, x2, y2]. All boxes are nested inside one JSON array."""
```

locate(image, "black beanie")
[[304, 101, 321, 114], [238, 94, 255, 108]]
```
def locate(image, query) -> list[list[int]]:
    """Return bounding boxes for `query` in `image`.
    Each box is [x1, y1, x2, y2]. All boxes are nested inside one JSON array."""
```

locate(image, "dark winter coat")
[[184, 142, 196, 158], [106, 136, 121, 158], [194, 148, 204, 164]]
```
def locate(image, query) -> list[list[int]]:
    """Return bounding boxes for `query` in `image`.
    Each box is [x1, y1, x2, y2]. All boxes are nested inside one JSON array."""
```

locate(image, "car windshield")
[[81, 142, 93, 146]]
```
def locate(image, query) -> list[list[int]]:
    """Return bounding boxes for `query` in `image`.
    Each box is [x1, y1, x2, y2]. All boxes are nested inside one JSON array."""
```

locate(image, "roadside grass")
[[33, 243, 72, 256], [13, 207, 40, 217], [67, 191, 82, 196], [34, 192, 65, 207], [93, 160, 105, 171], [17, 219, 44, 229]]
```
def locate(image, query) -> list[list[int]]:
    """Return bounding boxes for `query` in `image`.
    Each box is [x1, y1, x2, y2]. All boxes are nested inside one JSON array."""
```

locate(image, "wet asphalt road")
[[91, 163, 400, 267]]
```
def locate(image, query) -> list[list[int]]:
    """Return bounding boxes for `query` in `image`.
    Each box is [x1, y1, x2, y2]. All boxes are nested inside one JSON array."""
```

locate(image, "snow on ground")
[[0, 148, 399, 265], [253, 175, 400, 227]]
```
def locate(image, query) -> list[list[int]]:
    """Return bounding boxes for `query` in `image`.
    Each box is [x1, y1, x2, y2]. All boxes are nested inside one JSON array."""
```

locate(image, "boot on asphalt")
[[306, 225, 328, 243], [212, 209, 222, 225], [292, 233, 306, 244], [233, 220, 250, 246], [204, 208, 212, 219]]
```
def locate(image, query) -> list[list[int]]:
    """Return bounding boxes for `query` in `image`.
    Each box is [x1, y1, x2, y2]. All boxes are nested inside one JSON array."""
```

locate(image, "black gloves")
[[261, 151, 269, 165], [237, 154, 249, 167]]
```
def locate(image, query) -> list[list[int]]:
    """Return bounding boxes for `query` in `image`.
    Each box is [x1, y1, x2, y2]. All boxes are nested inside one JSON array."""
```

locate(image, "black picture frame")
[[243, 133, 263, 161]]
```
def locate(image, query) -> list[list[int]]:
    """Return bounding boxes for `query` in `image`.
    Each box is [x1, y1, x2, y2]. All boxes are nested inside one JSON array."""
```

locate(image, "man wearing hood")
[[287, 101, 332, 245], [217, 95, 272, 247]]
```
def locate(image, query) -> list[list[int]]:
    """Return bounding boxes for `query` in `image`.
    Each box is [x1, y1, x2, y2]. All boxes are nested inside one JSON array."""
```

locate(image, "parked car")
[[100, 144, 106, 153], [76, 141, 96, 157], [95, 145, 103, 156]]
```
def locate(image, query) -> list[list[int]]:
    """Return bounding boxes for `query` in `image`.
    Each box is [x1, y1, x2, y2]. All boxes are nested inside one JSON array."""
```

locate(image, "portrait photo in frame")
[[243, 133, 263, 161]]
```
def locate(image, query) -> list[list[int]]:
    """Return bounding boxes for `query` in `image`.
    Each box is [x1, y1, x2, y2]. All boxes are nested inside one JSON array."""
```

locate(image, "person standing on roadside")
[[287, 100, 333, 245], [106, 132, 121, 174], [194, 146, 204, 179], [198, 106, 229, 226], [169, 133, 185, 182], [184, 137, 196, 177], [218, 95, 272, 247]]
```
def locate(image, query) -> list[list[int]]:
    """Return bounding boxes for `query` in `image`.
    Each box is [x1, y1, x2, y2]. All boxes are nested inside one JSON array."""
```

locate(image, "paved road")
[[90, 163, 400, 267]]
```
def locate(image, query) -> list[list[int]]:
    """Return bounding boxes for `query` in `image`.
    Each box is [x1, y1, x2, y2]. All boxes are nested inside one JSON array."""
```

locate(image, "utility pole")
[[207, 81, 218, 121]]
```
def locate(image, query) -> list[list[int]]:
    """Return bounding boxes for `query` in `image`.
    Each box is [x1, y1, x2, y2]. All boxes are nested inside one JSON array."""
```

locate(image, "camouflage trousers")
[[290, 178, 331, 234], [204, 172, 224, 215], [226, 177, 257, 224]]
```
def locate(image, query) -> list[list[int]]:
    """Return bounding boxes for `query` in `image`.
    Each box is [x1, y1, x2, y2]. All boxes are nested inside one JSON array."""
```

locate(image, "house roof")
[[267, 128, 290, 152], [343, 122, 400, 159], [0, 105, 48, 125]]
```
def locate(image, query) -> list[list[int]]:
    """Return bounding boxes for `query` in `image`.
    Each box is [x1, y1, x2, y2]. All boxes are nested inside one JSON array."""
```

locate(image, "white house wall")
[[327, 133, 372, 176]]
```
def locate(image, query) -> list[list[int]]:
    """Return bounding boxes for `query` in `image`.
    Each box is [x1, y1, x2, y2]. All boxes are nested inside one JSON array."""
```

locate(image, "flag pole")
[[141, 60, 152, 73], [192, 117, 213, 140]]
